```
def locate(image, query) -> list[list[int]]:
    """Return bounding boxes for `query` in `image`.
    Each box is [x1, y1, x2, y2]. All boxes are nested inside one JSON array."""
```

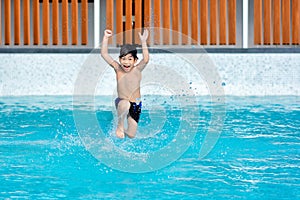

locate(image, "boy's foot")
[[116, 127, 125, 138]]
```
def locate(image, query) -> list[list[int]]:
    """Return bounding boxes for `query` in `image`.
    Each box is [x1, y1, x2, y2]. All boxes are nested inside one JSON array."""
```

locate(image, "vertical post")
[[116, 0, 123, 45], [33, 0, 40, 45], [200, 0, 208, 45], [228, 0, 236, 45], [282, 0, 290, 44], [125, 0, 133, 43], [219, 0, 227, 45], [82, 0, 88, 45], [43, 0, 50, 45], [243, 0, 249, 48], [191, 0, 199, 44], [254, 0, 262, 45], [163, 0, 170, 45], [182, 0, 189, 44], [106, 0, 113, 44], [172, 0, 180, 45], [144, 0, 151, 44], [135, 0, 142, 45], [292, 0, 300, 45], [5, 0, 11, 45], [153, 0, 161, 45], [72, 0, 78, 45], [14, 0, 20, 45], [263, 0, 271, 45], [62, 0, 69, 45], [24, 0, 30, 45], [210, 0, 217, 45], [53, 0, 59, 45], [94, 0, 100, 47], [273, 0, 280, 45]]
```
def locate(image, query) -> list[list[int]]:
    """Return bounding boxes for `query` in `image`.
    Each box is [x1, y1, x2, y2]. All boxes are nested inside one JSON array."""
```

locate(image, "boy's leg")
[[126, 116, 138, 138], [116, 100, 130, 138]]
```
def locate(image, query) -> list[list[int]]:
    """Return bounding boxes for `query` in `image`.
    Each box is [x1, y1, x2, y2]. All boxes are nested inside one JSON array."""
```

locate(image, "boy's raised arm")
[[101, 30, 119, 70], [137, 29, 149, 71]]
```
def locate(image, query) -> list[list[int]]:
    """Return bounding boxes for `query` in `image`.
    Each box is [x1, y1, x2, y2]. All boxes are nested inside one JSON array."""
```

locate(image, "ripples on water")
[[0, 96, 299, 199]]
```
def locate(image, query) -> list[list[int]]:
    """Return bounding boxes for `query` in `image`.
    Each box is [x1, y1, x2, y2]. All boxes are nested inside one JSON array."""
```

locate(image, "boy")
[[101, 29, 149, 139]]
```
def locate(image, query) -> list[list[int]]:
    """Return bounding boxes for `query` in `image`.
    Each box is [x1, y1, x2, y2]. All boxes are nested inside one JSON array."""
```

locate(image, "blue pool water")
[[0, 96, 299, 199]]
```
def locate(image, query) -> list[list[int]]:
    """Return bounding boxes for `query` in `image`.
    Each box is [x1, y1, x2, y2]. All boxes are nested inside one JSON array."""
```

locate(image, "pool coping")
[[1, 47, 300, 54]]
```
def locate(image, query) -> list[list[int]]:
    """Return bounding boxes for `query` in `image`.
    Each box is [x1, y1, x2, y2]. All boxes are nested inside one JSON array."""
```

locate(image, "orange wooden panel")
[[163, 0, 170, 44], [282, 0, 290, 44], [43, 0, 50, 45], [153, 0, 161, 44], [263, 0, 271, 44], [219, 0, 226, 45], [5, 0, 11, 45], [292, 0, 300, 44], [14, 0, 20, 45], [254, 0, 262, 45], [81, 0, 88, 45], [182, 0, 189, 44], [106, 0, 113, 30], [72, 0, 78, 45], [200, 0, 208, 45], [135, 0, 142, 45], [53, 0, 59, 45], [23, 0, 30, 45], [115, 0, 123, 45], [210, 0, 217, 45], [273, 0, 280, 45], [125, 0, 133, 44], [33, 0, 39, 45], [144, 0, 151, 44], [191, 0, 198, 44], [62, 0, 68, 45], [228, 0, 236, 45], [172, 0, 180, 44]]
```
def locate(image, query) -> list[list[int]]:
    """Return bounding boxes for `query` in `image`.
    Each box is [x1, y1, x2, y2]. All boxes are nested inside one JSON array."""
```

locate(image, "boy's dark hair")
[[119, 44, 138, 60]]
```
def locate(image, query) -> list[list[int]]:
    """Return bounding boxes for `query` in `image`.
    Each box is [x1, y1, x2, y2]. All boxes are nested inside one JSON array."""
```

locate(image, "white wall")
[[0, 53, 299, 96]]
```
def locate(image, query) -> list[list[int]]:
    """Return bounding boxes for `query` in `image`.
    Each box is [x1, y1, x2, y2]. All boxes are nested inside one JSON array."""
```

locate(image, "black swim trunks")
[[115, 98, 142, 123]]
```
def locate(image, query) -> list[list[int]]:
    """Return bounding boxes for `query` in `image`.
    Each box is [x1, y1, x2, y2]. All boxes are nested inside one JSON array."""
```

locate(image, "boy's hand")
[[104, 29, 113, 38], [138, 29, 149, 42]]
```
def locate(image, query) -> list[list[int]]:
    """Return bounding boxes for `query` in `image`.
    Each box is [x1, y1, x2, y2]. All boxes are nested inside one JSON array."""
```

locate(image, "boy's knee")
[[118, 100, 130, 110]]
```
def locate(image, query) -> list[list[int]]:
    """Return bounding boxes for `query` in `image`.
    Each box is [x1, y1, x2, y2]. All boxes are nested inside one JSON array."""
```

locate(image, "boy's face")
[[119, 53, 137, 72]]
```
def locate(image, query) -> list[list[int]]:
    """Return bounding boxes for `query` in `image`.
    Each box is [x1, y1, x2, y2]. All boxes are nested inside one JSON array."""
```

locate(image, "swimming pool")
[[0, 95, 299, 199]]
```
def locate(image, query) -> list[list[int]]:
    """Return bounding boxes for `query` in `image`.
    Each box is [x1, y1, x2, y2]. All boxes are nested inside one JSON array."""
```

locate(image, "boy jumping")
[[101, 29, 149, 139]]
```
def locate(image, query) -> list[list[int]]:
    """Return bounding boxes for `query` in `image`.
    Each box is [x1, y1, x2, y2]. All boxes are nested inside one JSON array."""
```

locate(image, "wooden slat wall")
[[253, 0, 299, 45], [116, 0, 123, 45], [219, 0, 227, 45], [0, 0, 89, 47]]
